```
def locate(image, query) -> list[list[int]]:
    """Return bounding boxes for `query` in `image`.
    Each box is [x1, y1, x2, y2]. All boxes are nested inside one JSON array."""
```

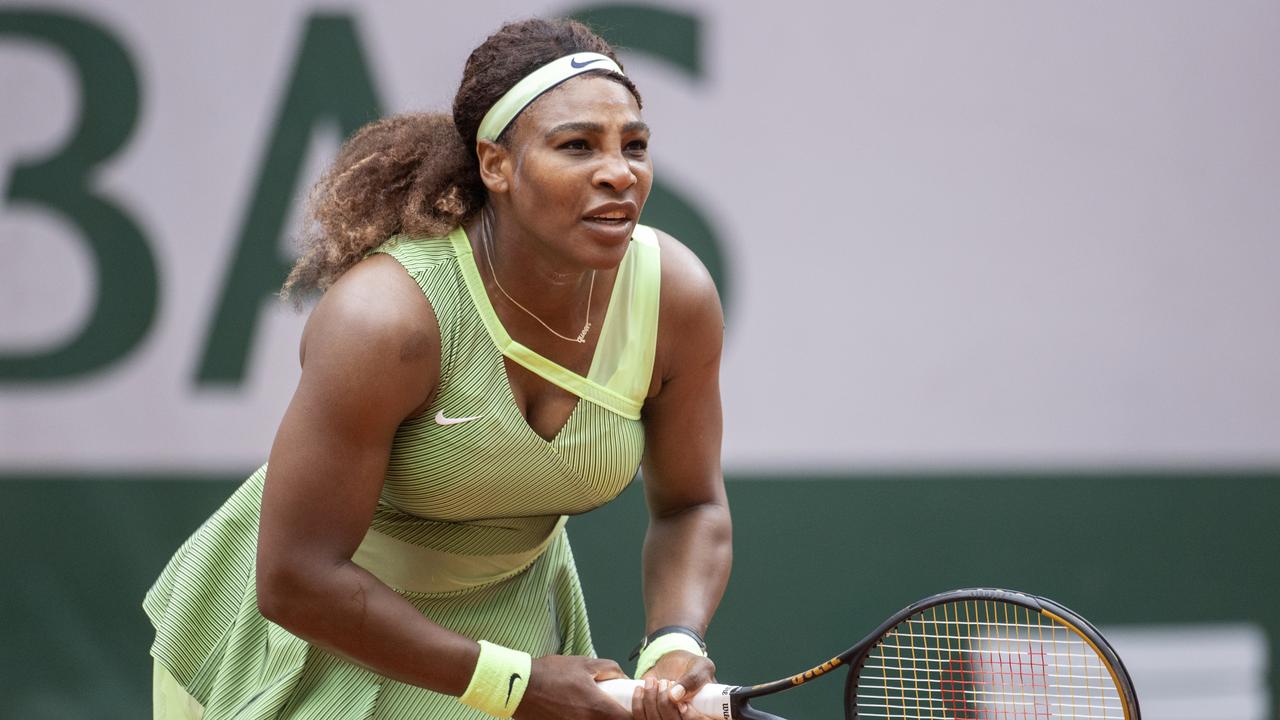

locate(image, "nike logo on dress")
[[570, 56, 604, 68], [434, 411, 481, 426], [506, 673, 522, 706]]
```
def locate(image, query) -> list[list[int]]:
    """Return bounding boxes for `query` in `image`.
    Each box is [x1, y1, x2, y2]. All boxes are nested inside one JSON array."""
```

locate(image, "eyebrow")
[[545, 120, 651, 138]]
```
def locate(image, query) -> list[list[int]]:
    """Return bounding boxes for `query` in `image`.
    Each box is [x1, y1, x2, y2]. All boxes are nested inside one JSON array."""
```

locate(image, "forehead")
[[511, 75, 643, 136]]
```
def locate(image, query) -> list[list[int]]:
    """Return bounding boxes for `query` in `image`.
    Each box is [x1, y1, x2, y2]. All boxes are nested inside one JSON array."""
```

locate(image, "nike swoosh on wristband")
[[434, 411, 482, 426], [570, 56, 605, 68], [506, 673, 522, 706]]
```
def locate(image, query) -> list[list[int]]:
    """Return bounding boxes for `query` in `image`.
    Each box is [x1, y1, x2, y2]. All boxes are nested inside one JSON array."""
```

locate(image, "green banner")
[[3, 472, 1276, 718]]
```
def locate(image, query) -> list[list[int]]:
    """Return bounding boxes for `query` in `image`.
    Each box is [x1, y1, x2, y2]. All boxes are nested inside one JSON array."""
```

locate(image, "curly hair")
[[281, 17, 642, 300]]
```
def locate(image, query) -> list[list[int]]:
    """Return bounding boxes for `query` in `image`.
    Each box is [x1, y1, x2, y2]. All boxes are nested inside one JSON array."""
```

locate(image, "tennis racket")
[[599, 587, 1140, 719]]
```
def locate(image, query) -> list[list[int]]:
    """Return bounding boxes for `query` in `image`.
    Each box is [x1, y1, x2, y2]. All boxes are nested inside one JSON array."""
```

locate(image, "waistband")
[[351, 515, 568, 594]]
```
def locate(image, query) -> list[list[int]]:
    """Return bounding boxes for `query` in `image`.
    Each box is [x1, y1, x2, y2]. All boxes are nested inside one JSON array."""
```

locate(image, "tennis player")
[[143, 17, 730, 720]]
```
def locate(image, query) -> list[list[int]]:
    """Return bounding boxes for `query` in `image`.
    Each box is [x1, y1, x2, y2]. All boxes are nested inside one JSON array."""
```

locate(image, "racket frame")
[[723, 588, 1140, 720]]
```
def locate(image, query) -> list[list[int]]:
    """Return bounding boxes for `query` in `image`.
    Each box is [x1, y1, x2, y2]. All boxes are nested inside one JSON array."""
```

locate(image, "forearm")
[[258, 558, 478, 695], [640, 500, 732, 634]]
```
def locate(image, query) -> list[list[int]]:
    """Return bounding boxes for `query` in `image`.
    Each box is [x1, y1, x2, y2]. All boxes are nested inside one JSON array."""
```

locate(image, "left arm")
[[632, 233, 732, 719]]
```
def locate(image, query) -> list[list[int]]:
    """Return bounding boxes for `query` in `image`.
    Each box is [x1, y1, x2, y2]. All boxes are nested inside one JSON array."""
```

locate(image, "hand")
[[633, 650, 717, 720], [515, 655, 631, 720]]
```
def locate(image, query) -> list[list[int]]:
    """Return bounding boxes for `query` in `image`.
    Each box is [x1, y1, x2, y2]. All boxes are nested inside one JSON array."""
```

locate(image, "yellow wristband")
[[459, 640, 532, 718], [633, 633, 707, 679]]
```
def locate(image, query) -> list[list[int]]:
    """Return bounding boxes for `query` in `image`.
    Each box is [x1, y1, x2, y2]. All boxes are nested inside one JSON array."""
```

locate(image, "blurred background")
[[2, 1, 1277, 717]]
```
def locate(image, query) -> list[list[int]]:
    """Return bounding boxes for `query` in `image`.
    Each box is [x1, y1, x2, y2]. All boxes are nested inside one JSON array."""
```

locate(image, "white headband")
[[476, 52, 625, 142]]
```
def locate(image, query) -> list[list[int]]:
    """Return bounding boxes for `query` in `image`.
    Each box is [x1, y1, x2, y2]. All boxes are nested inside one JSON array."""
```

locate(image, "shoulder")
[[298, 253, 440, 403], [648, 226, 723, 336], [304, 253, 435, 349]]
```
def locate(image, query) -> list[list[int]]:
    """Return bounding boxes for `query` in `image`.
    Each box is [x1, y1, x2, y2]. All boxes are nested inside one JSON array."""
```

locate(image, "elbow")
[[662, 499, 733, 547], [256, 556, 319, 627], [705, 499, 733, 544], [255, 561, 290, 625], [700, 498, 735, 529]]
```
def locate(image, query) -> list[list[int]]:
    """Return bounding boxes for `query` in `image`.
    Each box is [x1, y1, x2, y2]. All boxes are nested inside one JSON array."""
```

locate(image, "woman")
[[144, 17, 730, 720]]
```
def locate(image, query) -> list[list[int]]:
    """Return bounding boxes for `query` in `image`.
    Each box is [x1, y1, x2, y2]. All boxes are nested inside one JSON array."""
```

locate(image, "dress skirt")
[[143, 468, 595, 720]]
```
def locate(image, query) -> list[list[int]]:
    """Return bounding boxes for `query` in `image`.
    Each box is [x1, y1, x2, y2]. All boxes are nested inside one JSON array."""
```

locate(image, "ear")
[[475, 139, 512, 194]]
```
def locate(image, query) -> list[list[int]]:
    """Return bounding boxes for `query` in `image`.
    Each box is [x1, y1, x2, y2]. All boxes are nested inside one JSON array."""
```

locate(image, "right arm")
[[255, 255, 628, 718]]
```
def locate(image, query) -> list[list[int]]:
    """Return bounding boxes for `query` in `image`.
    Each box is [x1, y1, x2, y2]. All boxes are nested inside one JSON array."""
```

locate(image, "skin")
[[255, 73, 730, 720]]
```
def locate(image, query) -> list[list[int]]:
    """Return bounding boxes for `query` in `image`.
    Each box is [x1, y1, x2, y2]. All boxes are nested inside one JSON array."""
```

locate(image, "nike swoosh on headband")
[[476, 53, 625, 141]]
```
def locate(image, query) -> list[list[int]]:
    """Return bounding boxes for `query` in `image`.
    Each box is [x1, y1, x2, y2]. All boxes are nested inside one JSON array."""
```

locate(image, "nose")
[[593, 149, 637, 192]]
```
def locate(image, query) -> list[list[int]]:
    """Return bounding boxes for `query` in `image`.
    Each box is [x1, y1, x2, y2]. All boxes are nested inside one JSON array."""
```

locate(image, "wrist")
[[458, 640, 532, 718], [631, 627, 707, 679]]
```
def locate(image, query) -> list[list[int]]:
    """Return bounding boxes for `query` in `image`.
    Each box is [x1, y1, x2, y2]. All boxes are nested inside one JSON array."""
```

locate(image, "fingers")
[[645, 678, 663, 719], [644, 653, 716, 715], [630, 677, 689, 720]]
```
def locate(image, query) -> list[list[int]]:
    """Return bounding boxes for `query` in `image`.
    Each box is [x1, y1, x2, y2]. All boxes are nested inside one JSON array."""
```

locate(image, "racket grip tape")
[[597, 679, 736, 718]]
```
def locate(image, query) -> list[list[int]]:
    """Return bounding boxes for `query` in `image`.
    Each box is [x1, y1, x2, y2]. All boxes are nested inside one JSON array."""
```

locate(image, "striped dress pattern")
[[143, 224, 662, 719]]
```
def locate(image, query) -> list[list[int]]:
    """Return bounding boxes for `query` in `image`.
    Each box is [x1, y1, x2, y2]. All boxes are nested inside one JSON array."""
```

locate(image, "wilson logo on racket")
[[787, 657, 842, 685]]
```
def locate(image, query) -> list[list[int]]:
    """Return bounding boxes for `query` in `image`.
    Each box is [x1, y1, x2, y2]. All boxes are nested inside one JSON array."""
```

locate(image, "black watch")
[[628, 625, 707, 660]]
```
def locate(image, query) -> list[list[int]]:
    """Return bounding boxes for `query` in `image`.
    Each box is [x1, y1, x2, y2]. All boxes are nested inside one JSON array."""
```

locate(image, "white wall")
[[2, 0, 1277, 472]]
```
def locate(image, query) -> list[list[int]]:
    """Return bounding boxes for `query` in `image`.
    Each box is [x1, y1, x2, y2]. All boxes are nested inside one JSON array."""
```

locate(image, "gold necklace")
[[481, 208, 595, 344]]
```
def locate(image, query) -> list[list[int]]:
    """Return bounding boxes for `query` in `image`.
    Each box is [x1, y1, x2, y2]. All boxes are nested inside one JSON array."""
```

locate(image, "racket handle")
[[597, 679, 736, 718]]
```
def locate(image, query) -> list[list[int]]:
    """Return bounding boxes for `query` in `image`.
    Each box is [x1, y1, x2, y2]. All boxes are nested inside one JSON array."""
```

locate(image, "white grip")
[[596, 679, 736, 719]]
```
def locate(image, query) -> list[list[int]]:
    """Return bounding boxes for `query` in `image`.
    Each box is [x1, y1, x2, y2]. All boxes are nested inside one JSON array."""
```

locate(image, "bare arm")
[[255, 255, 484, 692], [631, 233, 732, 719]]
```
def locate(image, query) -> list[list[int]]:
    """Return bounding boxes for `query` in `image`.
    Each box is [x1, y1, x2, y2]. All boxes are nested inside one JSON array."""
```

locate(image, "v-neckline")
[[451, 226, 626, 444], [499, 358, 585, 445]]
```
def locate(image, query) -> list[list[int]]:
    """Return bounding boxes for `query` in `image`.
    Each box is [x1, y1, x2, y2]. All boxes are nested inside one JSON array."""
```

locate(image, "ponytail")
[[281, 112, 485, 302]]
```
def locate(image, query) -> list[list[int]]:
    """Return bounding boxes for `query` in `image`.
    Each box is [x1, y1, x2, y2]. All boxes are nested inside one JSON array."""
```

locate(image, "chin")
[[576, 221, 635, 265]]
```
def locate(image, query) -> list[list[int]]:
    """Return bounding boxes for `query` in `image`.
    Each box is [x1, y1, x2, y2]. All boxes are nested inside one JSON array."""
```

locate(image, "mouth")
[[582, 201, 638, 228], [582, 213, 632, 226]]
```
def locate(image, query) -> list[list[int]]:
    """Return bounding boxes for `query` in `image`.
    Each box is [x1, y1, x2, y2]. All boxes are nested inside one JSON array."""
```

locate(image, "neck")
[[474, 206, 595, 325]]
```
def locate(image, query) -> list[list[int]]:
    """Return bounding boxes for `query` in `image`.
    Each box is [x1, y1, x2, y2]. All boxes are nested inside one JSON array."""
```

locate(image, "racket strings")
[[851, 600, 1125, 720]]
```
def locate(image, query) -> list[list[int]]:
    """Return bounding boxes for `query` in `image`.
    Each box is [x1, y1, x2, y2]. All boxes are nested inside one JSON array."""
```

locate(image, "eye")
[[558, 139, 590, 151], [625, 139, 649, 156]]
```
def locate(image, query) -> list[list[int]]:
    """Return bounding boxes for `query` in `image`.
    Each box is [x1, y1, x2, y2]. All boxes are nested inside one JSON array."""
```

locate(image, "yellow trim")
[[586, 225, 660, 403], [449, 225, 658, 420], [153, 660, 205, 720], [1041, 609, 1132, 720], [352, 516, 567, 594]]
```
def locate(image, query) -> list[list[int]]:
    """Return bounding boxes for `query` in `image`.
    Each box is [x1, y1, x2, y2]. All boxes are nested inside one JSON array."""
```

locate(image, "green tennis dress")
[[143, 224, 661, 719]]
